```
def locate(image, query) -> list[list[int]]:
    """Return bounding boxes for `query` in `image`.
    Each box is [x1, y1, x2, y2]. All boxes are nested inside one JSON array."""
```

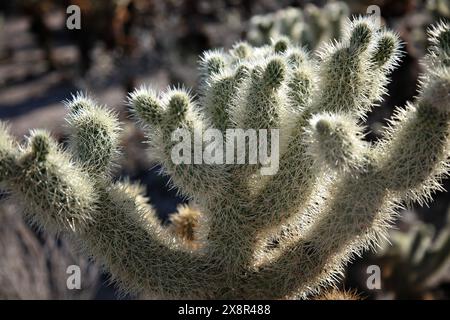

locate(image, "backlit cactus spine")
[[1, 17, 450, 299]]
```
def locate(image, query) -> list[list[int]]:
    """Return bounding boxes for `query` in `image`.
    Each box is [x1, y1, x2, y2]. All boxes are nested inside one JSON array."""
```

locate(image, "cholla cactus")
[[247, 2, 349, 50], [1, 17, 450, 299]]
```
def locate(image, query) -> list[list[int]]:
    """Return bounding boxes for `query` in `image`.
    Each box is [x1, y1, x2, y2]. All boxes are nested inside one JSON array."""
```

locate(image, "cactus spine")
[[247, 2, 350, 50], [1, 17, 450, 299]]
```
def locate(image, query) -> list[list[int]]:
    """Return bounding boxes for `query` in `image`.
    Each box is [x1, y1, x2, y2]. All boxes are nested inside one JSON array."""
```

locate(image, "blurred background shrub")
[[0, 0, 449, 299]]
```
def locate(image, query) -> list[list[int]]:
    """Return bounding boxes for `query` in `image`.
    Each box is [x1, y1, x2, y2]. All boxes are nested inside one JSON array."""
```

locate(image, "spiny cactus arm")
[[371, 30, 402, 71], [3, 130, 98, 232], [364, 30, 403, 112], [307, 113, 369, 173], [243, 122, 317, 234], [199, 191, 258, 280], [65, 94, 121, 178], [275, 9, 302, 42], [78, 181, 216, 298], [374, 70, 450, 197], [374, 103, 450, 197], [428, 21, 450, 66], [247, 3, 350, 50], [201, 64, 249, 131], [199, 50, 227, 84], [272, 37, 290, 54], [198, 44, 253, 131], [129, 86, 230, 200], [315, 17, 401, 117], [233, 57, 286, 130], [370, 23, 450, 198], [285, 49, 316, 110], [229, 42, 253, 61], [248, 129, 316, 231], [243, 172, 393, 299]]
